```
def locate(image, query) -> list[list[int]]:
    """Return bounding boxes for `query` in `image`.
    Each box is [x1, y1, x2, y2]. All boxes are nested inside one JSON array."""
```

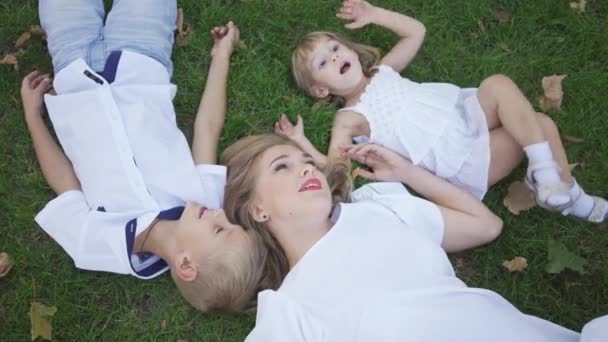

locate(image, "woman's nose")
[[301, 163, 313, 176]]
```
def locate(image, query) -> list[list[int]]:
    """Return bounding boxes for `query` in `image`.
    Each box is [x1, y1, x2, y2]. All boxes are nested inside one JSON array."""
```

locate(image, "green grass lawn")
[[1, 0, 608, 340]]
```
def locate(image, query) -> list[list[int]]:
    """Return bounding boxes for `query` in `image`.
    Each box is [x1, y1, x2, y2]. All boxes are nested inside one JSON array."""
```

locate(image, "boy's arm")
[[192, 22, 240, 165], [21, 71, 81, 195], [337, 0, 426, 73]]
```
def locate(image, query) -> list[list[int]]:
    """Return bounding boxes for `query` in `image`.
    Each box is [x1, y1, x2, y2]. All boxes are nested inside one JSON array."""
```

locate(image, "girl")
[[221, 134, 606, 341], [278, 0, 607, 223]]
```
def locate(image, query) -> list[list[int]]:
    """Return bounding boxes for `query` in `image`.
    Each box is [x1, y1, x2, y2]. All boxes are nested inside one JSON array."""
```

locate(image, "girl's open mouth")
[[340, 62, 351, 75]]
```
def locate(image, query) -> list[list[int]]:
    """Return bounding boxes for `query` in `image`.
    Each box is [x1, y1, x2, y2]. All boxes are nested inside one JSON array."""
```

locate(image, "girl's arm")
[[337, 0, 426, 73], [343, 144, 503, 252], [192, 22, 239, 165], [21, 71, 81, 194], [275, 114, 328, 168]]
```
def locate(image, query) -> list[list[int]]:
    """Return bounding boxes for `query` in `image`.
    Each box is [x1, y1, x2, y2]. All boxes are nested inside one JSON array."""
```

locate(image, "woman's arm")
[[192, 22, 239, 165], [21, 71, 81, 195], [344, 144, 502, 252], [337, 0, 426, 73]]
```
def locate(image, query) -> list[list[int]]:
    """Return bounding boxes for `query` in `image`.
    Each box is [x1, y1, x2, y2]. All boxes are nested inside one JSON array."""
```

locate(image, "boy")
[[21, 0, 264, 312]]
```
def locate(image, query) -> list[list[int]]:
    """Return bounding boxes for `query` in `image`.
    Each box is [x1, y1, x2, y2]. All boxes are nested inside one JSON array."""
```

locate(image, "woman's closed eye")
[[214, 226, 224, 234]]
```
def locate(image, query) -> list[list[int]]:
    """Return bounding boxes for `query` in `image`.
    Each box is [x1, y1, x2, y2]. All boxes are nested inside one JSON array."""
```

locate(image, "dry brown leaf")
[[160, 320, 167, 329], [30, 25, 47, 40], [0, 252, 13, 278], [236, 40, 248, 50], [568, 163, 579, 172], [29, 302, 57, 341], [502, 256, 528, 272], [539, 74, 567, 112], [176, 8, 193, 47], [311, 98, 329, 111], [562, 135, 584, 143], [570, 0, 587, 12], [498, 42, 512, 53], [495, 10, 511, 23], [503, 181, 536, 215], [1, 53, 19, 70], [15, 32, 32, 49], [477, 19, 486, 33]]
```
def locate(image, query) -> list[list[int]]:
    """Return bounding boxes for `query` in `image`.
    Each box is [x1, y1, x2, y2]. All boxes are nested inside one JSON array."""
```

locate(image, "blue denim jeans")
[[39, 0, 177, 76]]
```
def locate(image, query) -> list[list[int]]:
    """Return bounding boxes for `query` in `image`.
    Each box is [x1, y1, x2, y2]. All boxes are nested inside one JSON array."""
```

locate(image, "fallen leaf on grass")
[[568, 163, 579, 172], [570, 0, 587, 13], [0, 252, 13, 278], [30, 25, 47, 40], [539, 75, 567, 112], [502, 256, 528, 272], [503, 181, 536, 215], [1, 53, 19, 70], [498, 42, 512, 53], [236, 40, 248, 50], [15, 32, 32, 49], [176, 8, 193, 47], [160, 320, 167, 329], [546, 240, 587, 274], [495, 10, 511, 23], [311, 98, 330, 111], [562, 135, 584, 143], [477, 19, 486, 33], [29, 302, 57, 341]]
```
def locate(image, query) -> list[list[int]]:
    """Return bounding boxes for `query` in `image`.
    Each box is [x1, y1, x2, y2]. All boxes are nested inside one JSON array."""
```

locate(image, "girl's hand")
[[21, 70, 52, 119], [336, 0, 377, 29], [274, 114, 305, 143], [210, 21, 240, 59], [341, 143, 411, 182]]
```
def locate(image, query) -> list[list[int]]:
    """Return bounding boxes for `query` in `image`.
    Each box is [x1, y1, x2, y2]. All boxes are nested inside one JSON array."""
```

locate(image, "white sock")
[[524, 142, 561, 184], [566, 181, 607, 222], [524, 142, 569, 206]]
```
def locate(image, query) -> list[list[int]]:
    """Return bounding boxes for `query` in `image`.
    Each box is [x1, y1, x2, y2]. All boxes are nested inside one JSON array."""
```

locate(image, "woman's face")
[[251, 144, 333, 226]]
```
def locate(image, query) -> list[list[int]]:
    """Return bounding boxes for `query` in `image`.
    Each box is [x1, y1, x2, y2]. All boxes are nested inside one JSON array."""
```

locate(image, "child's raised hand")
[[337, 0, 377, 29], [341, 143, 411, 182], [210, 21, 240, 59], [21, 70, 52, 118], [274, 114, 305, 143]]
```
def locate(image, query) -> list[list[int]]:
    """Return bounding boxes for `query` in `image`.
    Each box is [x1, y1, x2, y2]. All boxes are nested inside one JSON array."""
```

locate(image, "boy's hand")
[[210, 21, 240, 59], [336, 0, 377, 29], [21, 70, 52, 119], [341, 143, 411, 182], [274, 114, 305, 143]]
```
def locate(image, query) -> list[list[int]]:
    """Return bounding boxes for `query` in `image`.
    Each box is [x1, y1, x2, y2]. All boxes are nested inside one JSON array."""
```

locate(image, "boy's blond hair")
[[170, 230, 268, 312], [292, 31, 381, 98]]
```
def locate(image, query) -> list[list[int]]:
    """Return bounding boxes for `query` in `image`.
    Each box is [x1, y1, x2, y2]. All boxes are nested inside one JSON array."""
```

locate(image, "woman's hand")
[[21, 70, 52, 120], [341, 143, 411, 182], [210, 21, 240, 59], [336, 0, 378, 29], [274, 114, 305, 143]]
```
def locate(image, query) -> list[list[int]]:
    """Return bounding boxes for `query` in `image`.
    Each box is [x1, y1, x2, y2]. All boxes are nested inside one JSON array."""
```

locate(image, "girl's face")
[[308, 37, 365, 97], [250, 144, 332, 227]]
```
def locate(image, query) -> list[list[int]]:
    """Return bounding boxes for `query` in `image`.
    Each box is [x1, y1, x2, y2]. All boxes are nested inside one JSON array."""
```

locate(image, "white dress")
[[343, 65, 491, 199], [244, 182, 604, 342]]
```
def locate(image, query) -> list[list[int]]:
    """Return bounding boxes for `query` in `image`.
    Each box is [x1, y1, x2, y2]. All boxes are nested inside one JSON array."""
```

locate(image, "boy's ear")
[[311, 84, 329, 99], [174, 252, 197, 282], [248, 202, 270, 223]]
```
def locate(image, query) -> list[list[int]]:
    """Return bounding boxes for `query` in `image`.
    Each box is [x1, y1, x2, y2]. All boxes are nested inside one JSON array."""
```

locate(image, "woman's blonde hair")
[[292, 31, 381, 99], [221, 134, 352, 290]]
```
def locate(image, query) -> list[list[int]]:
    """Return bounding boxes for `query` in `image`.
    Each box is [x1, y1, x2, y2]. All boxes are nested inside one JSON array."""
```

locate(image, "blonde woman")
[[222, 134, 606, 341]]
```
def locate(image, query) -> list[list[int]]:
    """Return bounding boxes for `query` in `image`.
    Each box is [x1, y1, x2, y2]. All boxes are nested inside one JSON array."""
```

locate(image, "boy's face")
[[307, 37, 364, 97], [176, 204, 252, 263]]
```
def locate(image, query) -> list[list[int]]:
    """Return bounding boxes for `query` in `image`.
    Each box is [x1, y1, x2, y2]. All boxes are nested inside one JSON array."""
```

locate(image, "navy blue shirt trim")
[[99, 50, 122, 84], [125, 206, 185, 277]]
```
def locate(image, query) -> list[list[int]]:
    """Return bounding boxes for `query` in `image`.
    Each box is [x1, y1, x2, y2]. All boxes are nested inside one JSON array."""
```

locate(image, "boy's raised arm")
[[22, 70, 81, 195], [192, 22, 240, 165]]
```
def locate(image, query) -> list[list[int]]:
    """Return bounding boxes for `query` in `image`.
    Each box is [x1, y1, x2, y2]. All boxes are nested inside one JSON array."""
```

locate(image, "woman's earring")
[[262, 214, 269, 221]]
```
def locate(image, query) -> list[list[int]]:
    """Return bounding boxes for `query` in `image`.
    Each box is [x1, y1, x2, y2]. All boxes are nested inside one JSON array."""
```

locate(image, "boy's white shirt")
[[35, 51, 226, 279], [245, 182, 584, 342]]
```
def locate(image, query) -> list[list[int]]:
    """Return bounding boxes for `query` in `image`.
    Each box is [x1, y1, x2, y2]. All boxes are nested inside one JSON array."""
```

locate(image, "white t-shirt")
[[34, 51, 226, 279], [246, 182, 582, 342]]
